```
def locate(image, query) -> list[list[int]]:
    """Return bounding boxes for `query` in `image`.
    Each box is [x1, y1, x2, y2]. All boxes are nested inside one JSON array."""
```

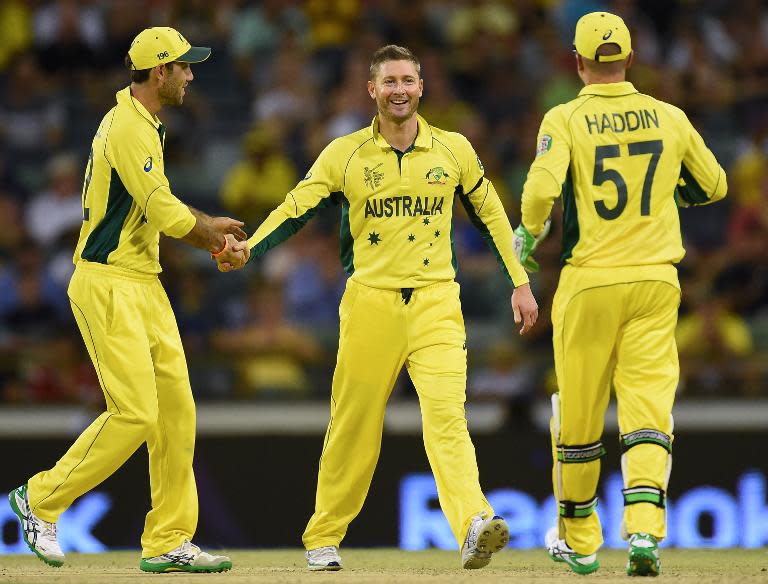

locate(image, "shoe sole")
[[8, 488, 64, 568], [463, 517, 510, 569], [139, 560, 233, 573], [628, 550, 660, 577], [548, 546, 599, 574], [564, 556, 600, 575], [307, 563, 342, 572]]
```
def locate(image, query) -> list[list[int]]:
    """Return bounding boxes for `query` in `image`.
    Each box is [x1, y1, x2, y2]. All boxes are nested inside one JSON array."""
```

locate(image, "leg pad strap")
[[623, 485, 666, 508], [556, 441, 606, 463], [559, 496, 598, 518], [620, 429, 672, 454]]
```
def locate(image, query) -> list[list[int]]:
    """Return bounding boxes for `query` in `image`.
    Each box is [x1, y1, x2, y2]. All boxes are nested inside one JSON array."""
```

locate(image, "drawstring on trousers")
[[401, 288, 414, 305]]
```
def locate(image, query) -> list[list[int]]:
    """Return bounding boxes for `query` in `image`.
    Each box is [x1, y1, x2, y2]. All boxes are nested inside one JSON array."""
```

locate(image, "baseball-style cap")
[[128, 27, 211, 70], [574, 12, 632, 63]]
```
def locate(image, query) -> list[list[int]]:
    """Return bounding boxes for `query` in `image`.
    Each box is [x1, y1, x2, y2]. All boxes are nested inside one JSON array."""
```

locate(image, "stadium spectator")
[[305, 0, 361, 90], [212, 278, 323, 398], [32, 0, 104, 75], [677, 287, 755, 395], [219, 124, 298, 226], [0, 195, 26, 263], [0, 53, 65, 162], [25, 152, 83, 249], [252, 45, 315, 124], [0, 0, 32, 71], [279, 228, 346, 331], [21, 326, 100, 405], [0, 0, 766, 404], [229, 0, 307, 87]]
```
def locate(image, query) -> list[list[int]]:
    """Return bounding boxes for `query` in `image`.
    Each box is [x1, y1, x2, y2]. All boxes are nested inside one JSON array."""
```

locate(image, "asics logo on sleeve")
[[144, 157, 153, 172]]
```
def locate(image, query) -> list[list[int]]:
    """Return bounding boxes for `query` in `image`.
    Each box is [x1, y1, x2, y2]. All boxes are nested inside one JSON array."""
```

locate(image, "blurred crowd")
[[1, 0, 767, 414]]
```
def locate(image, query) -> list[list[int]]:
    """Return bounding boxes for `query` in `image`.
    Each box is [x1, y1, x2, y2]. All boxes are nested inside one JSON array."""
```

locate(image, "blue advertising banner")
[[1, 431, 765, 553]]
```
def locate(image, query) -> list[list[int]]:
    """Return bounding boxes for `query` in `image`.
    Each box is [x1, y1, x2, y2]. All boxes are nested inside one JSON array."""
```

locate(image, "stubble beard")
[[159, 79, 184, 106], [379, 95, 419, 124]]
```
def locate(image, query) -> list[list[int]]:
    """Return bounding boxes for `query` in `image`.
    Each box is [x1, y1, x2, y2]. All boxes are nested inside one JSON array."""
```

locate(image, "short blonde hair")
[[369, 45, 420, 80]]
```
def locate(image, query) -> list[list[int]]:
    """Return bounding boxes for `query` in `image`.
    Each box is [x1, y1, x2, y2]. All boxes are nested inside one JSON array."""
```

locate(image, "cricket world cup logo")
[[364, 163, 384, 190]]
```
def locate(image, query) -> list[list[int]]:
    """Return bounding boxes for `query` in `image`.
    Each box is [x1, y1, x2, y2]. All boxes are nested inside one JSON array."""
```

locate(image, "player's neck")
[[582, 72, 627, 86], [130, 82, 162, 116], [377, 113, 418, 152]]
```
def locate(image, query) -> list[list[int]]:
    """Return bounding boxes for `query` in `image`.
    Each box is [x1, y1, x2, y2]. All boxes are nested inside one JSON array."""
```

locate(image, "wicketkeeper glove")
[[513, 219, 551, 273], [674, 188, 691, 208]]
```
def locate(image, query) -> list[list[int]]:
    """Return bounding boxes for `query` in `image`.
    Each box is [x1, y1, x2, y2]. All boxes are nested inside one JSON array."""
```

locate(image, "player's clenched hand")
[[213, 234, 250, 272], [511, 283, 538, 335], [210, 217, 247, 241]]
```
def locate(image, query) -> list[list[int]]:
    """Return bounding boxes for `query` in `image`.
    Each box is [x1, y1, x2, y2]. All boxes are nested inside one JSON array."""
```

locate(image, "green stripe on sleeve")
[[450, 219, 458, 274], [81, 169, 133, 264], [339, 194, 354, 275], [676, 162, 710, 205], [458, 188, 512, 284], [560, 168, 579, 264], [250, 192, 341, 260]]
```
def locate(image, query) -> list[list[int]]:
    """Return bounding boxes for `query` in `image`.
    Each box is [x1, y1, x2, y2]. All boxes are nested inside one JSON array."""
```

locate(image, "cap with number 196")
[[128, 27, 211, 70]]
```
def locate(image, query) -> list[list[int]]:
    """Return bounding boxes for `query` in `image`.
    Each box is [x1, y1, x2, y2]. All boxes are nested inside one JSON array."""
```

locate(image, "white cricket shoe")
[[545, 526, 599, 575], [140, 539, 232, 573], [8, 484, 65, 567], [306, 545, 343, 571], [461, 514, 509, 569]]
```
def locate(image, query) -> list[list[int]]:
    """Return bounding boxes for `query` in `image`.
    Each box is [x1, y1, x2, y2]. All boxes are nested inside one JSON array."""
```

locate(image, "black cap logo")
[[602, 30, 613, 40]]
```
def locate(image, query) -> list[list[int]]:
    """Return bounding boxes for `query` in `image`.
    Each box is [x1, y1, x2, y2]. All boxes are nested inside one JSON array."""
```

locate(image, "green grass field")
[[1, 549, 766, 583]]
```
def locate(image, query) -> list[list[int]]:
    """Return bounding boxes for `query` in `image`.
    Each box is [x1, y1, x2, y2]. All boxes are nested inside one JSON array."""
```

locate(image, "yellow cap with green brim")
[[128, 27, 211, 70], [574, 12, 632, 63]]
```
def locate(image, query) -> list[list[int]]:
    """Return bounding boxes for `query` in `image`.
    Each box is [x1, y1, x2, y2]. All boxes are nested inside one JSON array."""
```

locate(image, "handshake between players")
[[212, 232, 250, 272]]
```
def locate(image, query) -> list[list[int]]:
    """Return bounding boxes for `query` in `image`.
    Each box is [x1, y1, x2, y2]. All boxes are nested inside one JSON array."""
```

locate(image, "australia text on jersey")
[[364, 195, 445, 218]]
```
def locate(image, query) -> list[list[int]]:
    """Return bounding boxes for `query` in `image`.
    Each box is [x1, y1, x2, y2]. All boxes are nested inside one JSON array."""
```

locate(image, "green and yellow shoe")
[[139, 540, 232, 573], [627, 532, 660, 576], [545, 527, 599, 575], [8, 484, 65, 567]]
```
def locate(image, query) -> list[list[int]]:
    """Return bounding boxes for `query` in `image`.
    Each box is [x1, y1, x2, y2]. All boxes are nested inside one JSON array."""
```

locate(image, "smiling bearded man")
[[212, 44, 539, 572]]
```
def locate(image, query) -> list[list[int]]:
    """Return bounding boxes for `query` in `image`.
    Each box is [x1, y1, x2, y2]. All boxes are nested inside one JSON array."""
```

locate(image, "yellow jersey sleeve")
[[521, 106, 572, 236], [247, 140, 344, 256], [108, 126, 195, 238], [673, 107, 728, 206]]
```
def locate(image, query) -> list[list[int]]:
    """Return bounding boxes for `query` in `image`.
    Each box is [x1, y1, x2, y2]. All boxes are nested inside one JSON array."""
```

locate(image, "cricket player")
[[215, 45, 538, 571], [8, 27, 249, 573], [513, 12, 727, 576]]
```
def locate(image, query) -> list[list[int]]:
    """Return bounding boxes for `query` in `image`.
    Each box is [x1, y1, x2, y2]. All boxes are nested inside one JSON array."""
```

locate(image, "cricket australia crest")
[[425, 166, 449, 184], [364, 163, 384, 190]]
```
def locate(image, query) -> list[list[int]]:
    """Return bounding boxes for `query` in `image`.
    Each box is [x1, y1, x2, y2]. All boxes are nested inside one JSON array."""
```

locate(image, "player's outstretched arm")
[[181, 207, 247, 253], [511, 283, 539, 335]]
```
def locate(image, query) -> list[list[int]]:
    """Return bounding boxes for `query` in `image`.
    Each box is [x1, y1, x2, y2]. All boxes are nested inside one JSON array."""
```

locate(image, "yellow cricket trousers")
[[550, 265, 680, 555], [27, 262, 197, 558], [302, 279, 494, 550]]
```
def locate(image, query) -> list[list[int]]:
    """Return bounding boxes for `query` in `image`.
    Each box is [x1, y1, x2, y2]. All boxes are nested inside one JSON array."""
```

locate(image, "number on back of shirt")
[[592, 140, 663, 220]]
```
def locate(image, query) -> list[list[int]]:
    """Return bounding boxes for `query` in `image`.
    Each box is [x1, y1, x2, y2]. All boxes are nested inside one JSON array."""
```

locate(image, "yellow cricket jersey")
[[73, 87, 196, 274], [247, 115, 529, 289], [521, 81, 727, 268]]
